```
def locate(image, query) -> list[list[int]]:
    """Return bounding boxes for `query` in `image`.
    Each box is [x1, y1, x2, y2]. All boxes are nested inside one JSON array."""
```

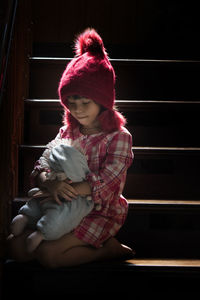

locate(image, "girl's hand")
[[71, 181, 91, 196], [46, 179, 79, 205], [36, 172, 79, 205]]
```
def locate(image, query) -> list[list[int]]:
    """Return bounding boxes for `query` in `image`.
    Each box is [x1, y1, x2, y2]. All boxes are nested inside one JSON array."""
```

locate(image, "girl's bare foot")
[[103, 237, 136, 260]]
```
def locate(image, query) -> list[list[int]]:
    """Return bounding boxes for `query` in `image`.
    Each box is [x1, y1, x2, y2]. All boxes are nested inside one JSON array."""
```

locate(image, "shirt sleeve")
[[86, 130, 133, 207]]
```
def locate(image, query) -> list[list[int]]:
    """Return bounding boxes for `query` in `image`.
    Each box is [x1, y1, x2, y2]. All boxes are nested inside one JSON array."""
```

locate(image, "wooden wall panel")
[[0, 0, 32, 257], [31, 0, 137, 45], [31, 0, 200, 59]]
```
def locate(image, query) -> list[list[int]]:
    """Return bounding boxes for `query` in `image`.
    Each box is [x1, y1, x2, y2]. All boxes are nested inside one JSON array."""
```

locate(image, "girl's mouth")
[[77, 116, 87, 120]]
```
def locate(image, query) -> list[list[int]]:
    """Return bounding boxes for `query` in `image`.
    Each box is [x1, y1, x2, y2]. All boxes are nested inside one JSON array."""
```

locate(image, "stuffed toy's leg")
[[17, 198, 43, 230], [10, 198, 43, 238]]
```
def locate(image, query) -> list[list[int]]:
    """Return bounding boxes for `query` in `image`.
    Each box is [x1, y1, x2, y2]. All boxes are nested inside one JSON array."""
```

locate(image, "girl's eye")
[[83, 102, 90, 105]]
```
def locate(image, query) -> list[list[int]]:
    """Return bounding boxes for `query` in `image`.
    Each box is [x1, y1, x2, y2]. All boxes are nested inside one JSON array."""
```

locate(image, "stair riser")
[[29, 60, 200, 100], [117, 208, 200, 258], [24, 100, 200, 147], [18, 147, 200, 200]]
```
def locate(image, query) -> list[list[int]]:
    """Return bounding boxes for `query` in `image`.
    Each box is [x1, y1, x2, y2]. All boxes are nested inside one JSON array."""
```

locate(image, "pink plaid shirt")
[[33, 125, 133, 247]]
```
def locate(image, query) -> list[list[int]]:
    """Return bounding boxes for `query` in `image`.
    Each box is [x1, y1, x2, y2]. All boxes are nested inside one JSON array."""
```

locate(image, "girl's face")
[[68, 96, 101, 128]]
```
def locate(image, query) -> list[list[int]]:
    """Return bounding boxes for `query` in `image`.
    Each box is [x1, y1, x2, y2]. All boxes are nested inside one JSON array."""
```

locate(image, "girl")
[[8, 28, 135, 268]]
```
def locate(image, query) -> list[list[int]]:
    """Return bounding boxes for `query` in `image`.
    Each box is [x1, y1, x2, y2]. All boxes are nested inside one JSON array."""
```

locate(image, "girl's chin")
[[76, 117, 88, 123], [78, 120, 94, 127], [79, 121, 90, 127]]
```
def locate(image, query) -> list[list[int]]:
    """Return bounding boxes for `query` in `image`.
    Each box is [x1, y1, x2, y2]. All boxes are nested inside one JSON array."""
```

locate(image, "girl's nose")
[[75, 103, 83, 113]]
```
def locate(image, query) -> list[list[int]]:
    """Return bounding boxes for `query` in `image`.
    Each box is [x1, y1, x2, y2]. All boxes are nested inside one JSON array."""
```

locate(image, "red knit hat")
[[58, 28, 115, 110]]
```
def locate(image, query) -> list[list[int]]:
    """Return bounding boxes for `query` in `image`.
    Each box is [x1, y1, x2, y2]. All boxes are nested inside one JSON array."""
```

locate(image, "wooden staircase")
[[3, 1, 200, 297], [12, 54, 200, 258]]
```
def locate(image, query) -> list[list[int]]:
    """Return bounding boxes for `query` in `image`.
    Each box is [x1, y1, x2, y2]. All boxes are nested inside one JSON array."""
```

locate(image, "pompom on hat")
[[58, 28, 126, 131]]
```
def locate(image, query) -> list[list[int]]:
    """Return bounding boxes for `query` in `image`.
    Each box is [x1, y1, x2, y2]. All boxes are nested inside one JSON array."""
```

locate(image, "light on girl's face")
[[67, 96, 101, 128]]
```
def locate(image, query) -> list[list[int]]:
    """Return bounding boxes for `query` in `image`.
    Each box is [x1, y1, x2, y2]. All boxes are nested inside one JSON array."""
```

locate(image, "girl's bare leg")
[[53, 237, 134, 268], [35, 233, 135, 268], [7, 230, 135, 268]]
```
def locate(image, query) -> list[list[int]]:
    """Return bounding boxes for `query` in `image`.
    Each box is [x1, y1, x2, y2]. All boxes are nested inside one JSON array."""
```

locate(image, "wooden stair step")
[[24, 99, 200, 147], [30, 57, 200, 63], [29, 57, 200, 100], [128, 199, 200, 209], [3, 258, 200, 297], [12, 197, 200, 210], [32, 41, 200, 61], [4, 257, 200, 272], [127, 258, 200, 268], [13, 197, 200, 215]]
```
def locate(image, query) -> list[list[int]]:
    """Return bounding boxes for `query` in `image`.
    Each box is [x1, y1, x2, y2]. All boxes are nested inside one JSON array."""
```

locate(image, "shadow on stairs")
[[2, 258, 200, 298]]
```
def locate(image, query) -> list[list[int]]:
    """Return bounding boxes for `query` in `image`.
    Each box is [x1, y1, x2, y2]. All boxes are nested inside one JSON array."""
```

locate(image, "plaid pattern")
[[34, 125, 133, 248]]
